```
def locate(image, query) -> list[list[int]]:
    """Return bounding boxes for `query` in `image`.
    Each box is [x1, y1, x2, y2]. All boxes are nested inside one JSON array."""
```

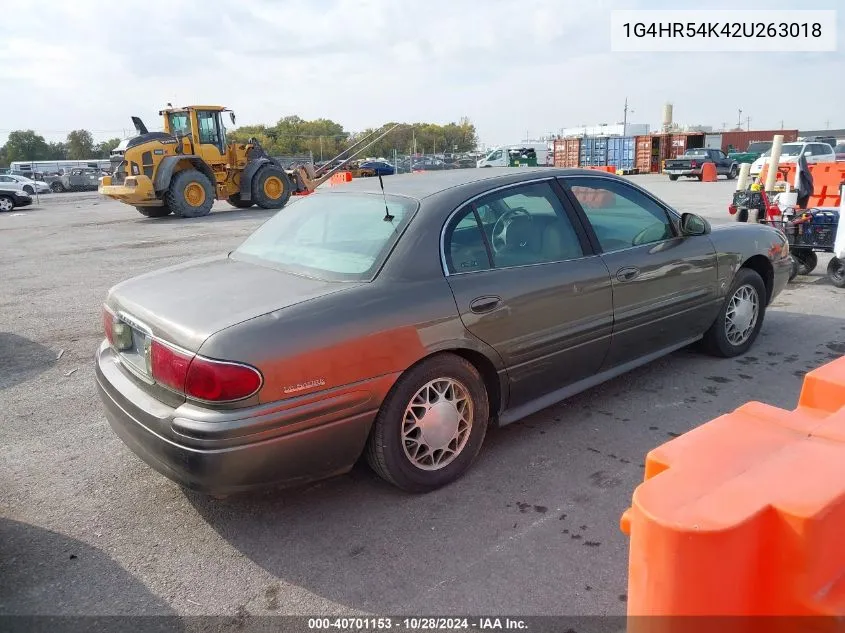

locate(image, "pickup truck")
[[728, 141, 773, 165], [664, 148, 738, 181]]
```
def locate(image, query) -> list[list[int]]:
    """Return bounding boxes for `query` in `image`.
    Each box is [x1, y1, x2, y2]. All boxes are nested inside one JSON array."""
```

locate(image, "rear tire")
[[23, 185, 34, 194], [365, 354, 489, 493], [50, 181, 65, 193], [135, 206, 172, 218], [727, 165, 738, 179], [164, 169, 214, 218], [701, 267, 767, 358], [828, 257, 845, 288], [735, 208, 749, 223], [227, 193, 254, 209], [669, 175, 678, 181], [0, 195, 15, 212], [789, 256, 799, 282], [252, 165, 292, 210]]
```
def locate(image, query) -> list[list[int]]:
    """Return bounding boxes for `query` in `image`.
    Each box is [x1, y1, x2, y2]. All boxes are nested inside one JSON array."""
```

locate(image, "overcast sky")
[[1, 0, 842, 148]]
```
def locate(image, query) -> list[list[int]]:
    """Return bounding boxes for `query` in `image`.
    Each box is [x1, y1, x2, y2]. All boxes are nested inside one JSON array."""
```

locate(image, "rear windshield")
[[231, 192, 417, 282], [684, 149, 709, 156], [746, 142, 773, 153], [762, 143, 802, 157]]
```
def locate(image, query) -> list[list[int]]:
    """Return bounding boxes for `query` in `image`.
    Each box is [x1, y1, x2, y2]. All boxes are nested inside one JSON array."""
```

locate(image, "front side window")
[[564, 177, 675, 253], [232, 192, 416, 281]]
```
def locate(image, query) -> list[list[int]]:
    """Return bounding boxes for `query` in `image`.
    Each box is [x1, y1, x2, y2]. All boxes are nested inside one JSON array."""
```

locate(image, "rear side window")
[[232, 192, 416, 281]]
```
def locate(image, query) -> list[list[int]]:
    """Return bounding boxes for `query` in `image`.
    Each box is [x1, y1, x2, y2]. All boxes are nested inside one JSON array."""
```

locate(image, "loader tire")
[[252, 165, 292, 210], [227, 194, 254, 209], [165, 169, 214, 218], [135, 206, 172, 218]]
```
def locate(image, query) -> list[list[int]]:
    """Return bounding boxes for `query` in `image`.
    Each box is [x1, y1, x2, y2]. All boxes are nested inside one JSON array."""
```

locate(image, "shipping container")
[[553, 138, 581, 168], [704, 134, 723, 149], [579, 137, 609, 166], [635, 134, 670, 173], [667, 133, 705, 159], [720, 129, 799, 153], [607, 136, 635, 171]]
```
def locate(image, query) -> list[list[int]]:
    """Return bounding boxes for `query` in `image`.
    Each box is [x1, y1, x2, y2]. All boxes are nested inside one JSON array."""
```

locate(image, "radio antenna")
[[379, 174, 394, 222]]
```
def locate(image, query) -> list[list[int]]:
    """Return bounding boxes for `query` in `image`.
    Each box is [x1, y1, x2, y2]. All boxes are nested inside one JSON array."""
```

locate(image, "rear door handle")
[[469, 295, 502, 314], [616, 267, 640, 282]]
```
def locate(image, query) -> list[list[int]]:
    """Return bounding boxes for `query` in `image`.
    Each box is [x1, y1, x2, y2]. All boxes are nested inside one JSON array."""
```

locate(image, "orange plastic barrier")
[[758, 162, 845, 208], [329, 171, 353, 185], [700, 162, 717, 182], [621, 354, 845, 619]]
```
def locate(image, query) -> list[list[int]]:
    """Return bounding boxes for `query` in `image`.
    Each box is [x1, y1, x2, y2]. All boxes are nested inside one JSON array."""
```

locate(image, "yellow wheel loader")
[[99, 105, 399, 218]]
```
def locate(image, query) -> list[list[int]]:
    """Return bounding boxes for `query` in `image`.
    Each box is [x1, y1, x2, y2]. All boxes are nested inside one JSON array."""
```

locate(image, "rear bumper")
[[94, 341, 392, 494], [665, 167, 701, 176]]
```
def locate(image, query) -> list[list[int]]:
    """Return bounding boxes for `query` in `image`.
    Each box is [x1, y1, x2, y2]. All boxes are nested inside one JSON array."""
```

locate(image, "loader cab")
[[161, 106, 231, 165]]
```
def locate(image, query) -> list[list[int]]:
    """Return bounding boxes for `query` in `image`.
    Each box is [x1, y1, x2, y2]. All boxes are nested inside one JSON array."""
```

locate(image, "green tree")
[[1, 130, 51, 163], [46, 142, 68, 160], [66, 129, 95, 159], [95, 138, 122, 158]]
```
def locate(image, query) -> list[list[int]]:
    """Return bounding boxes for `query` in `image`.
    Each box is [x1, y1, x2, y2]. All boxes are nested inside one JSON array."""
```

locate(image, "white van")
[[477, 143, 550, 168], [749, 141, 836, 177]]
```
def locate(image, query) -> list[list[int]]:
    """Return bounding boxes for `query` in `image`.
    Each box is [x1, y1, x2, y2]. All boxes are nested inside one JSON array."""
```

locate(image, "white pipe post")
[[737, 163, 751, 190], [764, 134, 784, 192]]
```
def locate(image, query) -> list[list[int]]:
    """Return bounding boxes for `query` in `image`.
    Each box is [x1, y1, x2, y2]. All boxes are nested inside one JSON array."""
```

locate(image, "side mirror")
[[680, 212, 710, 236], [230, 112, 236, 126]]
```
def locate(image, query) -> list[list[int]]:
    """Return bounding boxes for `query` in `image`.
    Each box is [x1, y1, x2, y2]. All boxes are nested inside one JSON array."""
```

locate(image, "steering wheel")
[[632, 222, 668, 246], [491, 208, 532, 254]]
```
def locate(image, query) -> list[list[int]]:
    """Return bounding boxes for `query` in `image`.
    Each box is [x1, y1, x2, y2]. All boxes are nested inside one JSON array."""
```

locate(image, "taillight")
[[690, 160, 698, 168], [150, 339, 192, 393], [149, 339, 262, 402], [728, 204, 737, 215], [185, 356, 263, 402], [103, 306, 115, 345]]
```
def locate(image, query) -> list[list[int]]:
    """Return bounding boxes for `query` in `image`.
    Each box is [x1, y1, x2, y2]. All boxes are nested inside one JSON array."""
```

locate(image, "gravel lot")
[[2, 175, 844, 619]]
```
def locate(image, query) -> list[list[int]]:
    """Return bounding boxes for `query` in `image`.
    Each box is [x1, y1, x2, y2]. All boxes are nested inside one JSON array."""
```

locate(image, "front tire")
[[23, 185, 34, 195], [252, 165, 292, 210], [164, 169, 214, 218], [50, 181, 65, 193], [828, 257, 845, 288], [365, 354, 489, 493], [701, 268, 767, 358], [727, 165, 738, 179], [0, 195, 14, 212]]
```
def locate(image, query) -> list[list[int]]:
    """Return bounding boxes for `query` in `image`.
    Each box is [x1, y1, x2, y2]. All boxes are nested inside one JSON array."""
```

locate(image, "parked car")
[[664, 148, 738, 180], [61, 167, 101, 192], [727, 141, 773, 165], [358, 160, 396, 177], [749, 142, 836, 177], [834, 143, 845, 162], [95, 167, 792, 495], [0, 173, 51, 194], [0, 188, 33, 211]]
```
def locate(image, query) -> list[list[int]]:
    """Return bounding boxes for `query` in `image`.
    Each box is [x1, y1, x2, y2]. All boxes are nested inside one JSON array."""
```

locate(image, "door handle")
[[616, 267, 640, 282], [469, 295, 502, 314]]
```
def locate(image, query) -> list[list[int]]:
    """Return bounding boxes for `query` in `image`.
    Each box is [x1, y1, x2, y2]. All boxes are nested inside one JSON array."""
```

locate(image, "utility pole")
[[825, 119, 831, 129], [623, 97, 629, 137], [745, 116, 751, 131], [780, 120, 784, 129], [737, 108, 742, 130]]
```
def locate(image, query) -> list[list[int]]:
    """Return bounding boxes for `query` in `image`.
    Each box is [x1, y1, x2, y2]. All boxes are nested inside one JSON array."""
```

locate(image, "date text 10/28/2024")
[[308, 617, 528, 630]]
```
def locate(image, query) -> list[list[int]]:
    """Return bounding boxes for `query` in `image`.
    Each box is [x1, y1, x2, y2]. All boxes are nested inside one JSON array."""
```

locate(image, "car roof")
[[316, 167, 608, 200]]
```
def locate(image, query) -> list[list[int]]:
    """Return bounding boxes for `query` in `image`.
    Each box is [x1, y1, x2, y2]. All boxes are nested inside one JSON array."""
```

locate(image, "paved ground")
[[2, 175, 844, 619]]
